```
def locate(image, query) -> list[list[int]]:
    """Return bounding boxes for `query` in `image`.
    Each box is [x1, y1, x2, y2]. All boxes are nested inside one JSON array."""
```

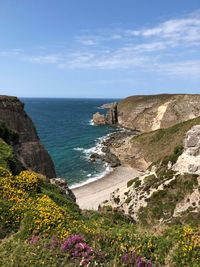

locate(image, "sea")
[[21, 98, 119, 188]]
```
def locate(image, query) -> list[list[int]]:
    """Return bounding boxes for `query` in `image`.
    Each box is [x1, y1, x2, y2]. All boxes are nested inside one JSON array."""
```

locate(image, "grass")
[[130, 116, 200, 165], [0, 138, 15, 170], [0, 165, 200, 266], [0, 121, 19, 145], [138, 172, 199, 225], [0, 113, 200, 266]]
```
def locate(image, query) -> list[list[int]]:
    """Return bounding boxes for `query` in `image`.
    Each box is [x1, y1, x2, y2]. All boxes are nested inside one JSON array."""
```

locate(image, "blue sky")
[[0, 0, 200, 98]]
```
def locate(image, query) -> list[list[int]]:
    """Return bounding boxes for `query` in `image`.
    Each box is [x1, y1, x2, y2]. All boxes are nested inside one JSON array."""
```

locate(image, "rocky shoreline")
[[89, 128, 139, 168]]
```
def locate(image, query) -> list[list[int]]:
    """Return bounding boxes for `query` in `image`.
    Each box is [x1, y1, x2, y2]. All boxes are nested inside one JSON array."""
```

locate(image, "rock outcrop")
[[100, 125, 200, 225], [115, 94, 200, 132], [106, 102, 118, 125], [92, 112, 106, 125], [173, 125, 200, 175], [92, 102, 118, 125], [50, 177, 76, 201], [0, 95, 56, 178]]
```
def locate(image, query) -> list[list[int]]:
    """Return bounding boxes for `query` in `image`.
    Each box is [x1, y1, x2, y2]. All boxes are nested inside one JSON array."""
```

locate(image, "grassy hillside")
[[0, 166, 200, 266], [118, 94, 174, 110], [0, 139, 14, 170], [0, 119, 200, 266], [131, 116, 200, 165]]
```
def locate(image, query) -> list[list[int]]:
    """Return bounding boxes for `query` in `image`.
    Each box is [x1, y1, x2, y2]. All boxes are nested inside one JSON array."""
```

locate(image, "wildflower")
[[28, 235, 40, 244]]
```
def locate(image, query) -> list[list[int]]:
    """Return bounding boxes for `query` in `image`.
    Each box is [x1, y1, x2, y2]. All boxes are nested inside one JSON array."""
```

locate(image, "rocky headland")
[[93, 94, 200, 130], [0, 95, 56, 177], [0, 95, 75, 201], [90, 94, 200, 227]]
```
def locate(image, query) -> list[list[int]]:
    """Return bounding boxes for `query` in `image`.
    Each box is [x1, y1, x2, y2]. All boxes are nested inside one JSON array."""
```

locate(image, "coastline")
[[72, 166, 139, 210]]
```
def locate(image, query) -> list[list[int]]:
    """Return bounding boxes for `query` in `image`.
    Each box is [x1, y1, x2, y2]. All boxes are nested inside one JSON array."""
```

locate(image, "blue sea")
[[22, 98, 119, 187]]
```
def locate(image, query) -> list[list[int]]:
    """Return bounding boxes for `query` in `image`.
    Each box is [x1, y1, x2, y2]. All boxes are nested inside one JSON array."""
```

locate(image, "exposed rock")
[[102, 151, 121, 167], [116, 94, 200, 132], [0, 95, 56, 178], [92, 102, 118, 125], [50, 178, 76, 202], [173, 125, 200, 175], [100, 125, 200, 224], [106, 102, 118, 125], [99, 102, 117, 109], [101, 166, 200, 224], [89, 153, 101, 162], [90, 151, 121, 167], [92, 112, 106, 125]]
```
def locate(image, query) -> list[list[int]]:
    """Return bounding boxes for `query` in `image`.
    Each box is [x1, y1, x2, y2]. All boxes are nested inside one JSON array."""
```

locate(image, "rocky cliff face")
[[116, 94, 200, 132], [0, 96, 56, 178], [92, 102, 118, 125]]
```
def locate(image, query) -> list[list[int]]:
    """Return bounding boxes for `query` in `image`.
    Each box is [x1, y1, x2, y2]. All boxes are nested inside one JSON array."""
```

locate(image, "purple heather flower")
[[122, 252, 135, 264], [60, 234, 95, 265], [28, 235, 40, 245], [47, 236, 60, 250], [61, 235, 84, 251], [146, 261, 153, 267]]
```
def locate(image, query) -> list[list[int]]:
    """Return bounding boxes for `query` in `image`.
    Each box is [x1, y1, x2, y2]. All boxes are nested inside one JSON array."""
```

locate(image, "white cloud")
[[25, 54, 61, 64], [0, 49, 22, 57], [1, 10, 200, 79], [156, 60, 200, 76], [77, 38, 97, 46], [129, 13, 200, 47]]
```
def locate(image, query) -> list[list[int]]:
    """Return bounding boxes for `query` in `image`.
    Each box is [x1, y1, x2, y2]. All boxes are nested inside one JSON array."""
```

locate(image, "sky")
[[0, 0, 200, 98]]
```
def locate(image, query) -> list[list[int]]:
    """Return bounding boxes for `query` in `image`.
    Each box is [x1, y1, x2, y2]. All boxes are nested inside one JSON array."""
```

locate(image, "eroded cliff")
[[116, 94, 200, 132], [101, 125, 200, 225], [0, 95, 56, 177]]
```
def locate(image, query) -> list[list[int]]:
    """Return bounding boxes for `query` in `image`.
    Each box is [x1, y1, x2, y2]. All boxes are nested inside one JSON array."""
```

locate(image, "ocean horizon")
[[22, 98, 119, 187]]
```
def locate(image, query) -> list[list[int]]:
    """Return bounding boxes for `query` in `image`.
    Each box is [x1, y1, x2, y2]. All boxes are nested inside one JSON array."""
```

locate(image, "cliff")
[[101, 123, 200, 226], [107, 116, 200, 171], [116, 94, 200, 132], [0, 95, 56, 177]]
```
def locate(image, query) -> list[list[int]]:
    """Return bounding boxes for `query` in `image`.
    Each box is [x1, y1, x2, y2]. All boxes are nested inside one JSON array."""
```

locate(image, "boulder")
[[103, 152, 121, 167], [173, 125, 200, 175], [92, 112, 106, 125]]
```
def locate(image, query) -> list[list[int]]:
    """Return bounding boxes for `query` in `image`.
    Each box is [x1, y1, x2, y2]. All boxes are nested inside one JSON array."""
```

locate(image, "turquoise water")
[[22, 98, 118, 187]]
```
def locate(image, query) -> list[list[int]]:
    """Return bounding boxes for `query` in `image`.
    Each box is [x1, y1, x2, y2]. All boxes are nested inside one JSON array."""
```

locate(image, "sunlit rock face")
[[173, 125, 200, 175], [117, 94, 200, 132]]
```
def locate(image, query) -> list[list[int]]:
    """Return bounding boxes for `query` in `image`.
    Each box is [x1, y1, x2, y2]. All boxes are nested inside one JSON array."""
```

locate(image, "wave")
[[73, 132, 112, 158], [73, 147, 84, 152], [88, 119, 95, 126], [69, 164, 113, 189]]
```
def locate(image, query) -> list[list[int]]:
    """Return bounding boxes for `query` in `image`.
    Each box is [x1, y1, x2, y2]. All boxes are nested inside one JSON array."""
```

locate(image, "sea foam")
[[69, 164, 113, 189]]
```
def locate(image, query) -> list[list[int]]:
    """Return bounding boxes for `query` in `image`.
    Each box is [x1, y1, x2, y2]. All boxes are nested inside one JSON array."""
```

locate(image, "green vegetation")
[[0, 165, 199, 266], [162, 145, 184, 166], [138, 171, 198, 225], [127, 178, 136, 187], [0, 122, 19, 172], [0, 122, 19, 145], [0, 138, 16, 171], [127, 177, 141, 188], [0, 117, 200, 266], [131, 116, 200, 164], [118, 94, 174, 111]]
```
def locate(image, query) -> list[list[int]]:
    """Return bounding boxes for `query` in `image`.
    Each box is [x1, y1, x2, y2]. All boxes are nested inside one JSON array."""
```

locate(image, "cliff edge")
[[117, 94, 200, 131], [0, 95, 56, 178]]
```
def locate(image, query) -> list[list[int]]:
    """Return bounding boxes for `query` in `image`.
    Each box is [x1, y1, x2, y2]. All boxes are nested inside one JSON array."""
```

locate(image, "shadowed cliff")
[[0, 95, 56, 178]]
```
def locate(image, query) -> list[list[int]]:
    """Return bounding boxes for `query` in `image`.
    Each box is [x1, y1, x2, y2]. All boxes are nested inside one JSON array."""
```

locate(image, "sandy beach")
[[72, 166, 139, 210]]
